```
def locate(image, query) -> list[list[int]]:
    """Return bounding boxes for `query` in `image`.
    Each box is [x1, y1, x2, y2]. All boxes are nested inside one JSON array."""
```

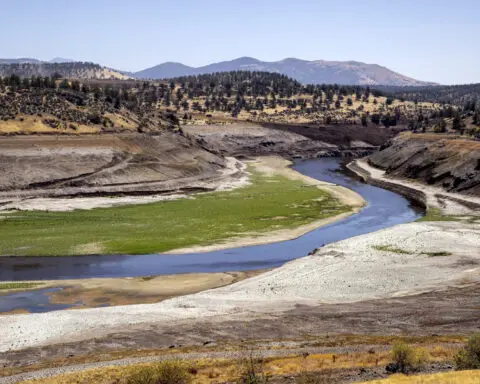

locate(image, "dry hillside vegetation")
[[0, 75, 178, 134], [1, 71, 477, 138], [0, 62, 129, 80], [153, 72, 441, 127]]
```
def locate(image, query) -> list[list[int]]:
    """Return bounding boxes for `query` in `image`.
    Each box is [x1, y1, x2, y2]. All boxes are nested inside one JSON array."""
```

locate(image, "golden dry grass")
[[0, 114, 101, 134], [359, 370, 480, 384], [18, 345, 460, 384], [400, 131, 480, 150], [2, 335, 464, 379], [104, 113, 138, 130], [177, 92, 439, 126]]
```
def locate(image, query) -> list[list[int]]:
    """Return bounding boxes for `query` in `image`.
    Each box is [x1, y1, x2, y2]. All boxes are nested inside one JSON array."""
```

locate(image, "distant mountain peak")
[[134, 57, 436, 86], [232, 56, 260, 64], [49, 57, 75, 63]]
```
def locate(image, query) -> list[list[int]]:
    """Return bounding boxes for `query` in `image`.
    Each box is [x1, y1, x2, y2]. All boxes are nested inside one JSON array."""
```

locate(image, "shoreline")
[[0, 270, 267, 314], [0, 156, 366, 258], [166, 156, 366, 254], [348, 158, 480, 215], [1, 160, 479, 353]]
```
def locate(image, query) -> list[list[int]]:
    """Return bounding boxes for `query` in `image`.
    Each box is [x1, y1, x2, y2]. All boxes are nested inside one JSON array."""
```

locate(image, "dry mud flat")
[[0, 271, 265, 311]]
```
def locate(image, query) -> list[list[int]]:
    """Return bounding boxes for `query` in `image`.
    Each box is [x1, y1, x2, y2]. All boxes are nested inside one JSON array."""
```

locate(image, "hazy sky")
[[2, 0, 479, 84]]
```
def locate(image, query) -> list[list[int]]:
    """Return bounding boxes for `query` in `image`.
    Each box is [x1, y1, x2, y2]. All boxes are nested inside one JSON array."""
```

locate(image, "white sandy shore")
[[1, 160, 479, 353], [1, 219, 479, 352]]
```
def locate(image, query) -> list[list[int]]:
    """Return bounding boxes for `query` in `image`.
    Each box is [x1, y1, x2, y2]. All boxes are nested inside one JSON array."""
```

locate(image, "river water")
[[0, 158, 423, 281]]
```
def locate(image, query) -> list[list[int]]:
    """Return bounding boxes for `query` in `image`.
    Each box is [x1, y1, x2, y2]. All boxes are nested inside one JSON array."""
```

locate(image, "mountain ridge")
[[0, 61, 130, 80], [0, 56, 437, 85], [134, 57, 437, 86]]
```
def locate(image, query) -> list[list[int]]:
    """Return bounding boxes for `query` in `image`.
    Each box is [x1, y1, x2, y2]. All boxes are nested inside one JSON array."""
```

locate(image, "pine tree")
[[452, 113, 464, 131]]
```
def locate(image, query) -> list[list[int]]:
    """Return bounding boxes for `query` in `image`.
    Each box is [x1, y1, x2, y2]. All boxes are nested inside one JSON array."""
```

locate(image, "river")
[[0, 158, 423, 281]]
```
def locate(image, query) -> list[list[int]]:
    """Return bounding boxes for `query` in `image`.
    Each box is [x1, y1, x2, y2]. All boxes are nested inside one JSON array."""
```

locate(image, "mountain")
[[1, 57, 75, 64], [0, 62, 130, 80], [0, 58, 41, 64], [49, 57, 75, 63], [134, 57, 436, 86]]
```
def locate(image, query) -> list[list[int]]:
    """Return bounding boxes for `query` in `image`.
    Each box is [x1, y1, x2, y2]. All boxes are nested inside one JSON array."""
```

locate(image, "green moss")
[[0, 282, 41, 291], [417, 207, 475, 223], [421, 251, 452, 257], [0, 169, 350, 256], [372, 245, 413, 254], [373, 244, 453, 257]]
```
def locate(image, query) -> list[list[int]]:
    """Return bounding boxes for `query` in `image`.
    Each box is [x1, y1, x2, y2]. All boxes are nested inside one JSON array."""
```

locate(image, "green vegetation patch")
[[372, 245, 413, 254], [0, 282, 42, 291], [417, 207, 477, 223], [373, 244, 452, 257], [0, 169, 350, 256], [421, 251, 452, 257]]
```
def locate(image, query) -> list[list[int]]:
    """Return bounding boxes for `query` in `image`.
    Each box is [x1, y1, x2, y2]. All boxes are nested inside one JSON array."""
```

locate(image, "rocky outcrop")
[[368, 133, 480, 196]]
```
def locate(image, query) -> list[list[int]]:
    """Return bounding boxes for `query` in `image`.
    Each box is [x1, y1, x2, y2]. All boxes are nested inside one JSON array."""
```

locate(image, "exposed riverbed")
[[0, 158, 422, 282]]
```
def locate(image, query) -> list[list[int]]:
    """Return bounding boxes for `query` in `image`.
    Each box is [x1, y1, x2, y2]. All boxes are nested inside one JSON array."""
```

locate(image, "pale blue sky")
[[2, 0, 479, 84]]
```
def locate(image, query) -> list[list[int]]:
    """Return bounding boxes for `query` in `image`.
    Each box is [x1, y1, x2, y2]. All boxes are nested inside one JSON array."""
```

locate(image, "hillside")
[[369, 132, 480, 195], [0, 62, 129, 80], [380, 83, 480, 106], [143, 71, 444, 128], [134, 57, 435, 86], [0, 58, 41, 64], [1, 71, 476, 138], [0, 75, 178, 135]]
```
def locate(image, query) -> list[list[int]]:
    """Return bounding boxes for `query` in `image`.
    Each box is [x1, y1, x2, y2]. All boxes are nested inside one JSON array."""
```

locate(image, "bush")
[[295, 371, 332, 384], [125, 361, 191, 384], [455, 334, 480, 370], [388, 342, 429, 374], [237, 354, 269, 384]]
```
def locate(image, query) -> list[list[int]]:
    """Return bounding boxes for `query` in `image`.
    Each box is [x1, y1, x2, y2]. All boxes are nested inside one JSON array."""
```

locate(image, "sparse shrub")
[[125, 360, 191, 384], [455, 334, 480, 370], [237, 354, 269, 384], [295, 370, 332, 384], [387, 342, 429, 374]]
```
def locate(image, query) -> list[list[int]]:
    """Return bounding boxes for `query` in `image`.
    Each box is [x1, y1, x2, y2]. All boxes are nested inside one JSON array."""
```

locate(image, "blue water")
[[0, 287, 79, 313], [0, 158, 423, 281]]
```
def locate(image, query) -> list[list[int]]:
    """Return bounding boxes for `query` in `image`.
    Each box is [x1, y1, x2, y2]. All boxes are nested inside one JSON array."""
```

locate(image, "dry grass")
[[178, 92, 439, 126], [358, 370, 480, 384], [0, 114, 101, 134], [17, 345, 460, 384], [2, 335, 464, 379], [104, 113, 138, 130]]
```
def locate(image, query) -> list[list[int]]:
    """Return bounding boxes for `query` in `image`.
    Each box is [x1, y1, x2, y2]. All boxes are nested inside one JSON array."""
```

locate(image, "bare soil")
[[183, 122, 389, 159], [369, 132, 480, 196], [0, 133, 228, 201], [0, 283, 477, 371]]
